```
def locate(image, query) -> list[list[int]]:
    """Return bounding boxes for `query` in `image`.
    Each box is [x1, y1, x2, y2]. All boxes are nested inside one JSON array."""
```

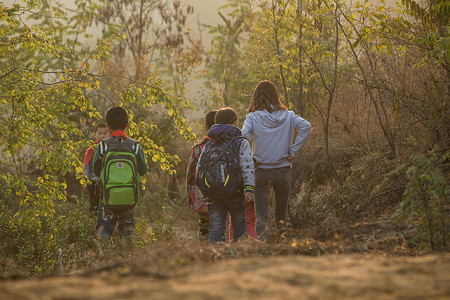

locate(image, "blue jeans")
[[254, 167, 291, 240], [96, 201, 135, 239], [208, 198, 246, 243]]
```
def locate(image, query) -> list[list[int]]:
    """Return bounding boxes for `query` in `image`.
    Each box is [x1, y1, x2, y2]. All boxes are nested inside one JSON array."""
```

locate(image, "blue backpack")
[[196, 136, 244, 200]]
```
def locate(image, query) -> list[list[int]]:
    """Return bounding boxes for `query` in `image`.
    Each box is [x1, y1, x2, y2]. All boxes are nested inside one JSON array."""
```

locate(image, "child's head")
[[205, 110, 218, 130], [215, 107, 238, 125], [93, 123, 109, 142], [248, 80, 288, 113], [105, 106, 129, 131]]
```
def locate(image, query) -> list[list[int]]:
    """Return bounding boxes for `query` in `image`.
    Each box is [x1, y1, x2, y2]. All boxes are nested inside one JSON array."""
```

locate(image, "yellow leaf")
[[167, 108, 174, 116]]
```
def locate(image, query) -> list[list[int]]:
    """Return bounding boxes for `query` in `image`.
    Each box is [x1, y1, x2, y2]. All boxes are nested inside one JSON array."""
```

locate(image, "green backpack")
[[99, 136, 141, 211]]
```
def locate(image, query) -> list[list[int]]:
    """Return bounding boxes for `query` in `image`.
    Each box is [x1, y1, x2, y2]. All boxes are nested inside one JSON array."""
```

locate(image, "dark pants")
[[198, 212, 210, 237], [96, 201, 135, 239], [208, 198, 246, 243], [254, 167, 291, 240], [87, 181, 99, 215]]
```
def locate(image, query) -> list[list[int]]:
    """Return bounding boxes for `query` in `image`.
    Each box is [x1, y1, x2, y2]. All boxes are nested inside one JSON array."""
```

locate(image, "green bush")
[[0, 201, 96, 275], [0, 192, 176, 275], [378, 149, 449, 250]]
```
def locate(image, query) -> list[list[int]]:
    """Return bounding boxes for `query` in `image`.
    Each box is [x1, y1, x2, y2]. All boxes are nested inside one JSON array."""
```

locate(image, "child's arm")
[[83, 147, 94, 179], [241, 116, 253, 140], [185, 147, 199, 208], [238, 139, 255, 190], [92, 144, 103, 177], [289, 116, 312, 158], [134, 144, 148, 176]]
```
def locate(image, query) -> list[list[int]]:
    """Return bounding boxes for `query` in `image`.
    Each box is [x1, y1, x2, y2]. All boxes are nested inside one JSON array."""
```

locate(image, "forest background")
[[0, 0, 448, 276]]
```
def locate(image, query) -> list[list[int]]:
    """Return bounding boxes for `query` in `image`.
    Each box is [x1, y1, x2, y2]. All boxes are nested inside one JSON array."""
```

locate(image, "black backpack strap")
[[99, 137, 114, 156], [102, 136, 139, 154], [122, 137, 138, 146], [102, 137, 115, 146], [103, 136, 138, 146], [231, 136, 247, 153], [122, 138, 139, 155]]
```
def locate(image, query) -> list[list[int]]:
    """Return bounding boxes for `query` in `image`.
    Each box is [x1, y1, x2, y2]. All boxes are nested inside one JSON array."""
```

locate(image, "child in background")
[[83, 123, 109, 215], [92, 106, 148, 240], [199, 107, 255, 243], [242, 80, 311, 240], [229, 198, 256, 241], [186, 110, 217, 239]]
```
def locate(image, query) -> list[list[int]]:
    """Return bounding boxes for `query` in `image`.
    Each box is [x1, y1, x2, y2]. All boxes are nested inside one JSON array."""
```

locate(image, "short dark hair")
[[94, 123, 107, 133], [205, 110, 217, 130], [215, 107, 238, 125], [105, 106, 128, 130]]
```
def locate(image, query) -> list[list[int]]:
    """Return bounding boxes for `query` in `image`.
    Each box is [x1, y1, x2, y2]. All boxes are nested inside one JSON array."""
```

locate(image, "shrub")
[[377, 149, 449, 250], [0, 201, 96, 275]]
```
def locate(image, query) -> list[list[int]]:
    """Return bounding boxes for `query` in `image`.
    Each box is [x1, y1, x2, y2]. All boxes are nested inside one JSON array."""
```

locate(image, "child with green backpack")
[[92, 106, 148, 240]]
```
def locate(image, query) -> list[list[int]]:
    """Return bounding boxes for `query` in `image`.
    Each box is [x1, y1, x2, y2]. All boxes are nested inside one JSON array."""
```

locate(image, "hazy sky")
[[2, 0, 224, 42], [2, 0, 225, 114]]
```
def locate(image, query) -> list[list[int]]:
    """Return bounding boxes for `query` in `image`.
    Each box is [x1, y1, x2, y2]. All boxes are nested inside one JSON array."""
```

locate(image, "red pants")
[[229, 201, 256, 241]]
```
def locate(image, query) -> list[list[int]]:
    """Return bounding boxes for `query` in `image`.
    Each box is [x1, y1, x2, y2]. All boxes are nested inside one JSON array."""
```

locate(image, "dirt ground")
[[1, 211, 449, 299], [0, 251, 449, 299]]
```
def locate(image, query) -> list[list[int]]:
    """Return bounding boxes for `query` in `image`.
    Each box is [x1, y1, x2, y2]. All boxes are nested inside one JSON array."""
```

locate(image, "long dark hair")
[[247, 80, 288, 113]]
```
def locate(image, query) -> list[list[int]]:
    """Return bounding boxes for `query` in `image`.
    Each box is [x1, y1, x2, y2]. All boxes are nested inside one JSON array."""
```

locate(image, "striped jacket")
[[186, 136, 210, 209]]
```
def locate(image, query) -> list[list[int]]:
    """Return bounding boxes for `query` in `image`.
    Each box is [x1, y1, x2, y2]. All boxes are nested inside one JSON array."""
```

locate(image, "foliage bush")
[[377, 148, 449, 250], [0, 0, 196, 276], [0, 200, 95, 275], [0, 192, 177, 276]]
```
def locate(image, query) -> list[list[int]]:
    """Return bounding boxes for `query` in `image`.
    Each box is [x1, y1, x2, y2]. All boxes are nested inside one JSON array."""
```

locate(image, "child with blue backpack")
[[91, 106, 148, 240], [196, 107, 255, 243]]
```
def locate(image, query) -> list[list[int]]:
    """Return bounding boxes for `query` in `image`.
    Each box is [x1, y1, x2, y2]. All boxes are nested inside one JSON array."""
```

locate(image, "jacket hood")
[[249, 109, 289, 128], [208, 124, 242, 140]]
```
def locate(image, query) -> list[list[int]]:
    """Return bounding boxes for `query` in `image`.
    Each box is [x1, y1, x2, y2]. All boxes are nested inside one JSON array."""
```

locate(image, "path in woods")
[[1, 253, 449, 299]]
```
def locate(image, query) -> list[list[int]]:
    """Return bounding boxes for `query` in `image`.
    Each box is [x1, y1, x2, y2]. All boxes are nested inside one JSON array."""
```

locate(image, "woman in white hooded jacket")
[[242, 80, 311, 240]]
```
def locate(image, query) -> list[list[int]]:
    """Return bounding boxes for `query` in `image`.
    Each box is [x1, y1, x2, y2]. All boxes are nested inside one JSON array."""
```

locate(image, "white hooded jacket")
[[242, 109, 311, 169]]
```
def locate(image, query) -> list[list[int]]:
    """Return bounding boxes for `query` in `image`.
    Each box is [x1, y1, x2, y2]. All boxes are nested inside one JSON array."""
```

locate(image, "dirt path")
[[1, 253, 448, 300]]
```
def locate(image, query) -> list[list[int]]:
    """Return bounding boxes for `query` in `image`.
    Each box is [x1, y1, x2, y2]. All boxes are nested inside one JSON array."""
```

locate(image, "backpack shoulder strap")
[[102, 137, 139, 153], [122, 137, 139, 155], [230, 136, 247, 153], [122, 137, 138, 146], [102, 137, 116, 146], [99, 137, 114, 155]]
